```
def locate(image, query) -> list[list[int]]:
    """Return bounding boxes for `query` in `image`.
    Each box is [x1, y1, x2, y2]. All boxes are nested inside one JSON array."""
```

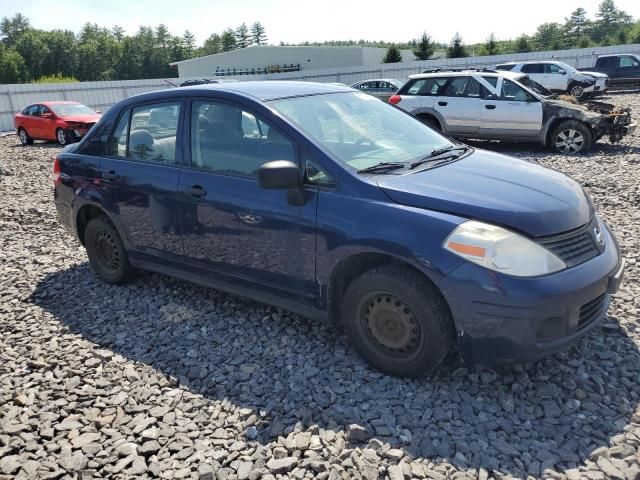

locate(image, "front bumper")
[[439, 222, 622, 366]]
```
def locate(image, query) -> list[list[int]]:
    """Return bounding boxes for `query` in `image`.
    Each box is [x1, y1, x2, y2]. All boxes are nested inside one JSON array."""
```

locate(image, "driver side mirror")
[[558, 69, 566, 75]]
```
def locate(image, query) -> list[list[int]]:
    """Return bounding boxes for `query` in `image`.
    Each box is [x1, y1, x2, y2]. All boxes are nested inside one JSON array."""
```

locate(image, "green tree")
[[235, 23, 250, 48], [41, 30, 76, 78], [515, 34, 532, 52], [383, 44, 402, 63], [111, 25, 125, 41], [478, 33, 499, 56], [534, 22, 564, 50], [221, 29, 236, 51], [594, 0, 632, 41], [577, 36, 592, 48], [250, 22, 267, 45], [200, 33, 221, 56], [413, 32, 434, 60], [14, 30, 49, 80], [565, 8, 590, 45], [446, 33, 468, 58], [0, 13, 30, 47], [182, 30, 196, 57], [0, 43, 27, 82]]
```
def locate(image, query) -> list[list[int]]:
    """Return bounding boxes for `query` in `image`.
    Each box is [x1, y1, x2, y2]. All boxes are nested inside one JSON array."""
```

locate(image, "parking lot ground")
[[1, 93, 639, 479]]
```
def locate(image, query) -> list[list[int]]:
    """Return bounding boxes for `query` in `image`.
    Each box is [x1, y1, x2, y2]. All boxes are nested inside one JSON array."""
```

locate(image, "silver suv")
[[390, 69, 635, 154]]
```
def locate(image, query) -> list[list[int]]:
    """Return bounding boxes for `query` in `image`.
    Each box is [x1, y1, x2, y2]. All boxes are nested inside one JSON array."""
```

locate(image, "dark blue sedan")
[[53, 81, 625, 377]]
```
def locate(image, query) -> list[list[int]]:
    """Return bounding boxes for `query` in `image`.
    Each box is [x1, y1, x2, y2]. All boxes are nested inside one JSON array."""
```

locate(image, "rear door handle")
[[438, 101, 448, 106], [102, 171, 117, 180], [485, 104, 497, 110], [184, 185, 207, 198]]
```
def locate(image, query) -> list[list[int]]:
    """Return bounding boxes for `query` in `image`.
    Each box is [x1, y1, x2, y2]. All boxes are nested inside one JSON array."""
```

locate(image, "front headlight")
[[444, 221, 566, 277]]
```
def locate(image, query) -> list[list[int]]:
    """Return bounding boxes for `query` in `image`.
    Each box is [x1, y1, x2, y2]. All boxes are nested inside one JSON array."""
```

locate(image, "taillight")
[[53, 157, 61, 186], [389, 95, 401, 105]]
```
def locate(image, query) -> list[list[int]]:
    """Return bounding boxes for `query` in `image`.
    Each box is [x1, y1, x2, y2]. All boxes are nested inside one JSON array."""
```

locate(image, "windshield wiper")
[[357, 162, 407, 174], [409, 146, 470, 170]]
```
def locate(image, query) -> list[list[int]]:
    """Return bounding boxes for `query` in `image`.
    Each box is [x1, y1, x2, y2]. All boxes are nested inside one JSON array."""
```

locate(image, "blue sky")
[[1, 0, 639, 45]]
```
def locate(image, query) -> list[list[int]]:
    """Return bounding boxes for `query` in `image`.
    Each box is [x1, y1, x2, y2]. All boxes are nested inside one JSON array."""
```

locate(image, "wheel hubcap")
[[571, 86, 584, 97], [58, 130, 66, 144], [362, 293, 421, 355], [20, 131, 27, 143], [555, 129, 584, 153], [95, 231, 119, 271]]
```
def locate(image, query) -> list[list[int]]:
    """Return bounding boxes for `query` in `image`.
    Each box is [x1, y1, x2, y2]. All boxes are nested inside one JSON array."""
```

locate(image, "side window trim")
[[184, 96, 300, 178]]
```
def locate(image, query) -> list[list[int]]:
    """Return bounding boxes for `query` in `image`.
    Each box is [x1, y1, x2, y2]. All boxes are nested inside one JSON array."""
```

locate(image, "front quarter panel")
[[315, 185, 466, 307]]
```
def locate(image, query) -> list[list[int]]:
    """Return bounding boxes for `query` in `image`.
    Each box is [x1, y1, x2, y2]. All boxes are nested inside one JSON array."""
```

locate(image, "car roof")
[[500, 60, 566, 65], [37, 101, 82, 106], [178, 80, 351, 101], [353, 78, 400, 83], [598, 53, 637, 58], [408, 70, 524, 80]]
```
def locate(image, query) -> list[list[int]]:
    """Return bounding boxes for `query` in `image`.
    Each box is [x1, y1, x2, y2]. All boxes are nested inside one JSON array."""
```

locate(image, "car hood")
[[580, 71, 608, 79], [377, 149, 592, 237], [60, 114, 101, 123]]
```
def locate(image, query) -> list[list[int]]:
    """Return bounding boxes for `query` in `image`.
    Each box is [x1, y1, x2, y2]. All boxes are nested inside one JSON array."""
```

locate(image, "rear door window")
[[405, 78, 447, 96], [104, 102, 182, 163], [521, 64, 544, 74], [442, 77, 483, 98]]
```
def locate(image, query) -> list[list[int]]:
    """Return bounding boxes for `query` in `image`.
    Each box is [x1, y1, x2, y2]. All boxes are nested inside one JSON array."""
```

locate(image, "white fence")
[[2, 43, 640, 132]]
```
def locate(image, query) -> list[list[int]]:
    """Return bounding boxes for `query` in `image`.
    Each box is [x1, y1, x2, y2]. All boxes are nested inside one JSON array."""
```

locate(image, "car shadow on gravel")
[[31, 263, 640, 478]]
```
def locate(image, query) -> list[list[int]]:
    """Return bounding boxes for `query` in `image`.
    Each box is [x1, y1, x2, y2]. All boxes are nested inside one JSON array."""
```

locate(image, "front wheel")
[[341, 265, 454, 378], [18, 128, 33, 145], [85, 216, 132, 284], [550, 120, 592, 154], [56, 128, 70, 146], [569, 83, 586, 99]]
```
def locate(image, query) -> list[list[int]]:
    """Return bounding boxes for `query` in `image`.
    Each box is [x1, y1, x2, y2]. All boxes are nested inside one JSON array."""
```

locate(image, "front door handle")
[[485, 104, 497, 110], [102, 171, 117, 180], [184, 185, 207, 198], [438, 101, 448, 106]]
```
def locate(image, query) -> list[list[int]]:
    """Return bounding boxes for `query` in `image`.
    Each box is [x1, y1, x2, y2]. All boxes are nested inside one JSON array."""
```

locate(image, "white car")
[[389, 69, 635, 154], [495, 61, 608, 99]]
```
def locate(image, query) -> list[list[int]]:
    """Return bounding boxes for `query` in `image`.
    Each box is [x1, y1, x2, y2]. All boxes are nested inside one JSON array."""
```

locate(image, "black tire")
[[341, 265, 454, 378], [18, 128, 33, 145], [84, 216, 132, 284], [56, 128, 70, 146], [418, 115, 441, 131], [550, 120, 592, 154], [568, 82, 586, 99]]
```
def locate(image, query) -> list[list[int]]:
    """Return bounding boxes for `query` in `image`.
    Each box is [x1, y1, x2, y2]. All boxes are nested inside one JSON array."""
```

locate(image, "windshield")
[[270, 92, 453, 170], [516, 76, 553, 97], [50, 103, 96, 117]]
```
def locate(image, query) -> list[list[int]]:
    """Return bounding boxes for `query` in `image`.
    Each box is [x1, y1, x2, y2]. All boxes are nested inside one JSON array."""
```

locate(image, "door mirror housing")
[[558, 69, 566, 75], [258, 160, 302, 190]]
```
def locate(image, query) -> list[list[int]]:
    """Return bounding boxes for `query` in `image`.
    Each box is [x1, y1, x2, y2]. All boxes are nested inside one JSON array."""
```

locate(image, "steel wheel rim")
[[555, 129, 584, 153], [57, 130, 66, 144], [571, 86, 584, 98], [19, 130, 27, 144], [95, 230, 120, 272], [360, 292, 423, 358]]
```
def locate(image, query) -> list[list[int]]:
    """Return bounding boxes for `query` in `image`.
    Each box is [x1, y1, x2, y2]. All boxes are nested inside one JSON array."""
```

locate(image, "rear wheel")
[[341, 265, 454, 378], [550, 120, 592, 154], [56, 128, 70, 146], [418, 115, 441, 131], [18, 128, 33, 145], [84, 216, 132, 284]]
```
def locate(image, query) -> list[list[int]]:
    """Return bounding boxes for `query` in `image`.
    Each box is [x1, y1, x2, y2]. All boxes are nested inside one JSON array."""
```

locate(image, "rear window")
[[403, 78, 447, 96], [521, 64, 544, 74]]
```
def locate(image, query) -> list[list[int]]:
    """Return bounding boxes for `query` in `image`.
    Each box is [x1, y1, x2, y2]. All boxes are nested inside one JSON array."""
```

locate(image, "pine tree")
[[182, 30, 196, 56], [481, 33, 499, 56], [565, 7, 589, 44], [515, 34, 532, 52], [111, 25, 125, 42], [413, 32, 434, 60], [201, 33, 221, 55], [383, 44, 402, 63], [235, 23, 250, 49], [250, 22, 267, 45], [446, 33, 468, 58], [221, 29, 236, 51]]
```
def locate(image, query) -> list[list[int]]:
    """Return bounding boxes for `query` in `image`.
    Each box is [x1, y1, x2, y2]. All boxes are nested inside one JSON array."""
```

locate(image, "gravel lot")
[[1, 93, 639, 480]]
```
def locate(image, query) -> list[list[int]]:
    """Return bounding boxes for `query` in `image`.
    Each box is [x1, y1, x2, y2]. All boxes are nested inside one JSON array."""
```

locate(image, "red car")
[[15, 101, 101, 146]]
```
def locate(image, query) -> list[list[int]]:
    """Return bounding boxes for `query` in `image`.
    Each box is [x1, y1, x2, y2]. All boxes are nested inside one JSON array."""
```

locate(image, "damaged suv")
[[390, 69, 635, 154]]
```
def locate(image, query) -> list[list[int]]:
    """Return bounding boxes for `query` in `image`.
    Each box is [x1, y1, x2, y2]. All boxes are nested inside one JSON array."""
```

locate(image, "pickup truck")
[[579, 54, 640, 87]]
